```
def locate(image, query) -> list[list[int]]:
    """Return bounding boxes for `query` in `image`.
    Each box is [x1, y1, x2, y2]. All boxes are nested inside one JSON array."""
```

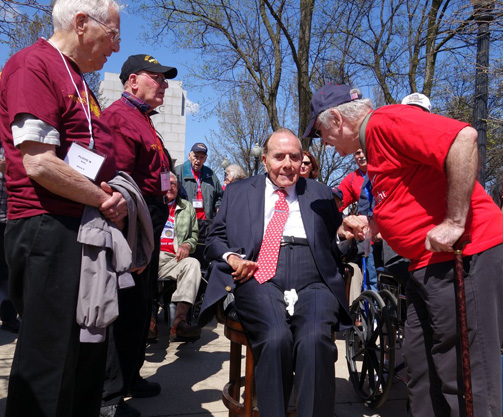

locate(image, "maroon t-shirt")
[[103, 97, 170, 197], [0, 38, 116, 220]]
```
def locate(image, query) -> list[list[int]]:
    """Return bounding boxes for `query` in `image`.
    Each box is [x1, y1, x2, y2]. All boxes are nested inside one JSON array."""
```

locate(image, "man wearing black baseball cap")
[[100, 54, 177, 417], [305, 83, 503, 416], [119, 54, 177, 84]]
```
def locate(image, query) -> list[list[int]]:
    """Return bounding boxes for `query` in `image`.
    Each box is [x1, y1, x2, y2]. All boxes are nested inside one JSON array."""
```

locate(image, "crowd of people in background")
[[0, 1, 502, 417]]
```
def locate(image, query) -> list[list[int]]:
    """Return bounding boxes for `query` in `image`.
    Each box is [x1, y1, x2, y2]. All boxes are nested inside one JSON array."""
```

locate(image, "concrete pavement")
[[0, 318, 408, 417]]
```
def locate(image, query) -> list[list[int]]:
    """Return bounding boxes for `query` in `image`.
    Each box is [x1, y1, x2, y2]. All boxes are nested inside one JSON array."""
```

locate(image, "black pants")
[[0, 222, 17, 324], [404, 243, 503, 416], [102, 199, 169, 405], [235, 244, 339, 417], [5, 214, 107, 417]]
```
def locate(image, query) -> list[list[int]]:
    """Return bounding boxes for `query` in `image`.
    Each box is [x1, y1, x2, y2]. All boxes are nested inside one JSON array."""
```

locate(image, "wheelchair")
[[344, 252, 409, 408]]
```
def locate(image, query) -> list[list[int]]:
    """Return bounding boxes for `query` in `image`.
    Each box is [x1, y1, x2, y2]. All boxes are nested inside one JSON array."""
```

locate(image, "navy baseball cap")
[[120, 54, 178, 84], [303, 84, 361, 138], [190, 143, 208, 155], [332, 187, 343, 201]]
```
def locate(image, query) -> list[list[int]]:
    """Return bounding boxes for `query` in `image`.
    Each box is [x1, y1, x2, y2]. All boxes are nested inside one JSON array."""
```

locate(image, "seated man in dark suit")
[[202, 128, 351, 417]]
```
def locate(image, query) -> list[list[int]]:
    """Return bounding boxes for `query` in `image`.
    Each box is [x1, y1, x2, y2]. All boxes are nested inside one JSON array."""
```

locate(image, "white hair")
[[52, 0, 121, 32], [225, 164, 247, 181], [317, 89, 374, 128]]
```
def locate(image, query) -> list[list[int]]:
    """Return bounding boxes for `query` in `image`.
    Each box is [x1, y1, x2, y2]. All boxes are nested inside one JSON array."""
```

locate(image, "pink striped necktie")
[[254, 189, 289, 284]]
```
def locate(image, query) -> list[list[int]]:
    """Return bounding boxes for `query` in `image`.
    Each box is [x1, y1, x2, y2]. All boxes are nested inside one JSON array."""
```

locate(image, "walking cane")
[[453, 234, 473, 417]]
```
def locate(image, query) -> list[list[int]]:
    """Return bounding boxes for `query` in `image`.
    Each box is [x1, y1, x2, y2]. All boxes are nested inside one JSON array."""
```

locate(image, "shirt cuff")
[[223, 252, 245, 263]]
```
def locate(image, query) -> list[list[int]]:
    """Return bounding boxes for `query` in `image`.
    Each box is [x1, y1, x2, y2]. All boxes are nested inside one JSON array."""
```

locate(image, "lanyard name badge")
[[49, 40, 106, 181], [191, 168, 203, 209], [145, 115, 171, 192]]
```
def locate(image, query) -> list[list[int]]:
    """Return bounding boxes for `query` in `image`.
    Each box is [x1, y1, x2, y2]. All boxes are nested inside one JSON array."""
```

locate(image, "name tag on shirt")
[[192, 199, 203, 209], [160, 171, 171, 191], [64, 142, 105, 181]]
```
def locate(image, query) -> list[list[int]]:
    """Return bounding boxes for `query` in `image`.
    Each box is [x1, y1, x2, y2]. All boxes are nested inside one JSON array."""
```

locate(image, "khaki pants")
[[158, 251, 201, 305]]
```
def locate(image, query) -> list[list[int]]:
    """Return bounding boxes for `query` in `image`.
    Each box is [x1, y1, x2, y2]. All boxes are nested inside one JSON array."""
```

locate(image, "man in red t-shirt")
[[305, 83, 503, 416], [0, 1, 123, 416], [100, 54, 178, 415], [338, 148, 367, 211]]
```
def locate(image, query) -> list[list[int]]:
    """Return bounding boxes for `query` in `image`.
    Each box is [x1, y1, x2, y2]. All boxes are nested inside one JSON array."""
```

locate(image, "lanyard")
[[168, 200, 176, 220], [48, 40, 95, 149], [191, 167, 202, 194], [144, 114, 169, 171]]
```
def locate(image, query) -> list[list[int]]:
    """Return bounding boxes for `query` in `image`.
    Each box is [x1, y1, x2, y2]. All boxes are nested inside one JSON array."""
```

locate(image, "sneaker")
[[129, 377, 161, 398], [100, 401, 141, 417]]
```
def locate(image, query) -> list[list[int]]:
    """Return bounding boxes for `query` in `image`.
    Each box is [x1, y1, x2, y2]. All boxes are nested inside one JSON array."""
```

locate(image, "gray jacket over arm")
[[76, 171, 154, 343]]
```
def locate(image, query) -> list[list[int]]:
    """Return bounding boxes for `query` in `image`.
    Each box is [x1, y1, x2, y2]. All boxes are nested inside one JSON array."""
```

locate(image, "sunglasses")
[[301, 161, 312, 166]]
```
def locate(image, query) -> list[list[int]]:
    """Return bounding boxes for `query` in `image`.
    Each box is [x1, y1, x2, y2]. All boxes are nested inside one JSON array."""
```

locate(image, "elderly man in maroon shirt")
[[100, 54, 177, 417], [0, 0, 123, 415]]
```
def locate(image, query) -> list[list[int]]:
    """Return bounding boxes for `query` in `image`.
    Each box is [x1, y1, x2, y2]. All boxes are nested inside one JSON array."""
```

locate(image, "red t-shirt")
[[0, 38, 116, 219], [103, 97, 170, 197], [366, 104, 503, 270], [338, 168, 366, 211]]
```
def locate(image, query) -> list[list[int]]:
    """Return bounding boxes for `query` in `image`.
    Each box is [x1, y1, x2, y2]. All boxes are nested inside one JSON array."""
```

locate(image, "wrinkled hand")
[[425, 220, 465, 252], [340, 215, 368, 240], [228, 255, 258, 283], [99, 182, 128, 226], [176, 243, 191, 262]]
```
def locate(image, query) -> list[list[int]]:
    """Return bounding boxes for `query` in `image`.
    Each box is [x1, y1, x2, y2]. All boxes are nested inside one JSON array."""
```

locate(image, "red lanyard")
[[168, 200, 176, 219], [144, 114, 169, 172], [191, 167, 202, 194]]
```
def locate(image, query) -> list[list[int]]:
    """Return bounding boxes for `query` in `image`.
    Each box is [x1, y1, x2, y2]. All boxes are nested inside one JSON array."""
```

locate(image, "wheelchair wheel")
[[345, 290, 395, 408]]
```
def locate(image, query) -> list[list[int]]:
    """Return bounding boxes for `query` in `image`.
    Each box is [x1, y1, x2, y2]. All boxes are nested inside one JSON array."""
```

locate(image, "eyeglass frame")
[[301, 160, 312, 166], [137, 72, 170, 87], [87, 14, 121, 43]]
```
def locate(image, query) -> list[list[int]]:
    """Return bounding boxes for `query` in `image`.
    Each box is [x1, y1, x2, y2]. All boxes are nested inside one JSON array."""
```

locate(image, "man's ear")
[[261, 154, 268, 172], [74, 12, 87, 36], [128, 73, 139, 90], [330, 108, 343, 128]]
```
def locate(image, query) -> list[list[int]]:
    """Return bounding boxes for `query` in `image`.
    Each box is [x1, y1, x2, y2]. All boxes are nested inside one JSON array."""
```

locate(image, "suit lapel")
[[297, 179, 316, 253], [247, 175, 266, 257]]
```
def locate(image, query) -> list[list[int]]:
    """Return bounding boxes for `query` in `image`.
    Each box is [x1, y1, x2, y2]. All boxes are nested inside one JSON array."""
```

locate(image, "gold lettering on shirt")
[[68, 91, 101, 118]]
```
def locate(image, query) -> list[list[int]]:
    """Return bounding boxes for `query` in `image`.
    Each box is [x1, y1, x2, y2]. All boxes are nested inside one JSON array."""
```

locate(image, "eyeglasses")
[[302, 161, 312, 166], [138, 73, 169, 87], [88, 15, 121, 43]]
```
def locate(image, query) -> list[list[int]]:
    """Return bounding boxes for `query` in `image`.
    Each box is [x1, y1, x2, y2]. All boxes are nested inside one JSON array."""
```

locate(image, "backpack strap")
[[358, 111, 374, 158]]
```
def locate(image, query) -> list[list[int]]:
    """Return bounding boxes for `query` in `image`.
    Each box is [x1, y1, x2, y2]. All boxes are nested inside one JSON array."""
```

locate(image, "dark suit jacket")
[[198, 174, 351, 328]]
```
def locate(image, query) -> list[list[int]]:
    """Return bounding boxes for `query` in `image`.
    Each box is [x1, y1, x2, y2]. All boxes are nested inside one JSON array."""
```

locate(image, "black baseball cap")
[[119, 54, 178, 84], [303, 84, 361, 138]]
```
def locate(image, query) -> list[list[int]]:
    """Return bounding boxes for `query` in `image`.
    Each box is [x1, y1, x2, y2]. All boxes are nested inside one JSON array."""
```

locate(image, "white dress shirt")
[[263, 177, 306, 239], [223, 177, 306, 263]]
